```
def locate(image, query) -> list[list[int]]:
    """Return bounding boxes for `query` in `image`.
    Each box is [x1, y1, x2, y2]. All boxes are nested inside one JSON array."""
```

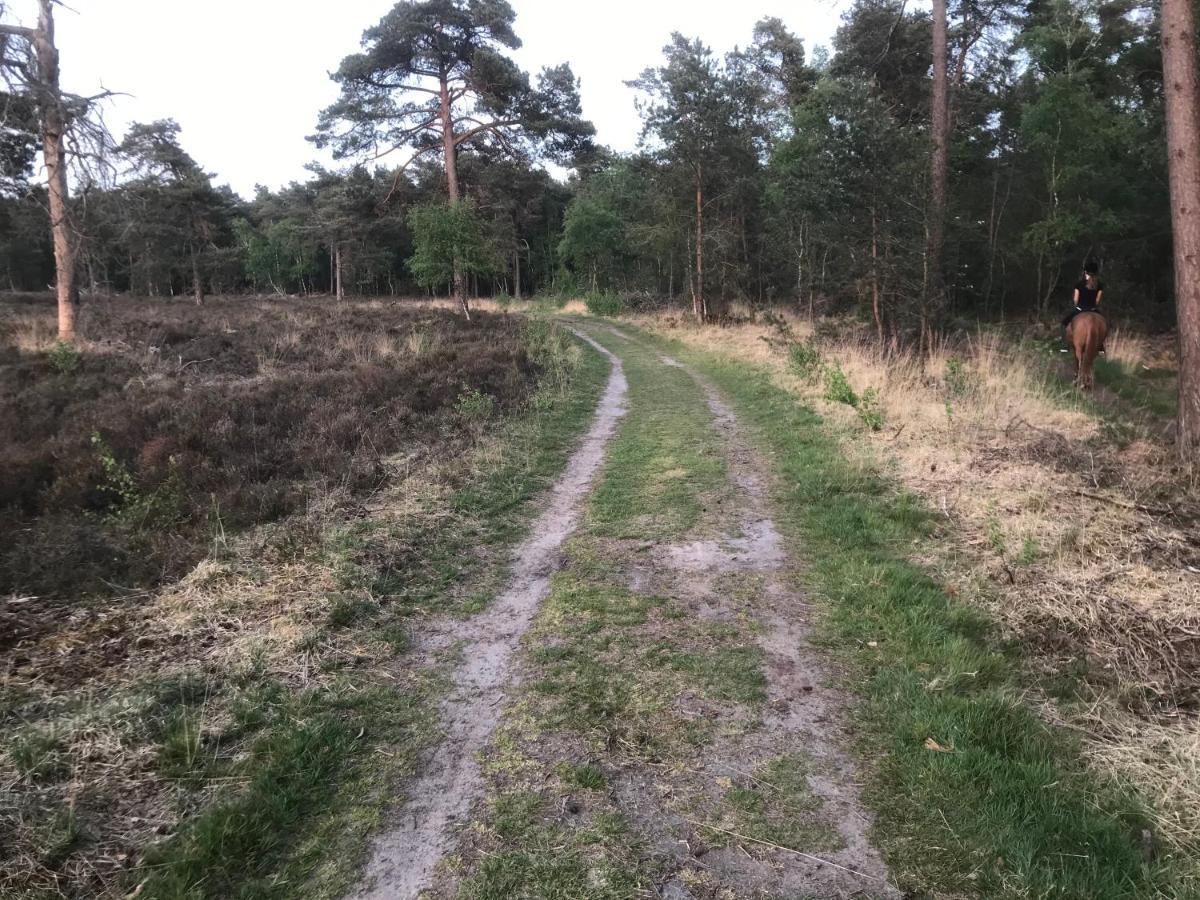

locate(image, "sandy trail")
[[349, 329, 627, 900], [600, 325, 898, 899]]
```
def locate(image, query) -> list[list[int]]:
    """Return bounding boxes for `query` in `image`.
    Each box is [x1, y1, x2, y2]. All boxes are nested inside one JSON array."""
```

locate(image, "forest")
[[0, 0, 1182, 329]]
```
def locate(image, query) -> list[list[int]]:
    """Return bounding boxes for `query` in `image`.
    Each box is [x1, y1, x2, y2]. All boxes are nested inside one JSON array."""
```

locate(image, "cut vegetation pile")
[[0, 295, 605, 899], [636, 307, 1200, 883]]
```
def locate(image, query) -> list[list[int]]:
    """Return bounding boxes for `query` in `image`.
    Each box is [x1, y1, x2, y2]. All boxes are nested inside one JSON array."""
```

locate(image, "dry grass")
[[634, 305, 1200, 865], [0, 460, 456, 898]]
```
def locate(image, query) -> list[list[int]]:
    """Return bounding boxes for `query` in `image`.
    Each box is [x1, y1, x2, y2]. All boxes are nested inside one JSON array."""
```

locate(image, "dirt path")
[[602, 326, 898, 898], [350, 329, 628, 899], [352, 321, 896, 899]]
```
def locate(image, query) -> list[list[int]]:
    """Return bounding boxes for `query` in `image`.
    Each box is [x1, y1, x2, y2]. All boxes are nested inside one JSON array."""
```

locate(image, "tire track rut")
[[350, 329, 627, 900]]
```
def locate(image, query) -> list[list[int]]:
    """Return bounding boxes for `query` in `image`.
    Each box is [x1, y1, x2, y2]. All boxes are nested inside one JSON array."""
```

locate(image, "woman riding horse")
[[1062, 261, 1108, 389], [1062, 260, 1105, 352]]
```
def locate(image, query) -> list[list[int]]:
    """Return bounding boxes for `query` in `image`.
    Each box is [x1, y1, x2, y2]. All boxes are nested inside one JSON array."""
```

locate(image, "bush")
[[944, 357, 972, 397], [455, 385, 496, 422], [47, 341, 80, 375], [584, 292, 624, 317], [823, 363, 859, 407], [858, 387, 884, 431], [524, 320, 578, 393], [821, 362, 883, 430], [787, 341, 822, 382]]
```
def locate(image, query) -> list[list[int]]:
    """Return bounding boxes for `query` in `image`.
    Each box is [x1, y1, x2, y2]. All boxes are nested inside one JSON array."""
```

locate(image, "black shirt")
[[1074, 278, 1103, 310]]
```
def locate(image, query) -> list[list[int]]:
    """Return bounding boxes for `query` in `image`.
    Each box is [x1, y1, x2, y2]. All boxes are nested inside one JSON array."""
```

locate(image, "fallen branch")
[[686, 819, 884, 882], [1068, 489, 1172, 517]]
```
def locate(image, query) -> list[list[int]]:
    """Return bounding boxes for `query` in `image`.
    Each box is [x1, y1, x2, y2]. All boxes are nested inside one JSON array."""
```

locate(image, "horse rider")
[[1062, 260, 1105, 354]]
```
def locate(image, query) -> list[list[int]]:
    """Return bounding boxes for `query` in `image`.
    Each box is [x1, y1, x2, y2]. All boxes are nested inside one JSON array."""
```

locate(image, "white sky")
[[11, 0, 849, 198]]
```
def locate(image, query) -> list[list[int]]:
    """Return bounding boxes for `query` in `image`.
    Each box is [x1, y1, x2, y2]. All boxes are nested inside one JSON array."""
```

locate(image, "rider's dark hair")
[[1084, 260, 1099, 275]]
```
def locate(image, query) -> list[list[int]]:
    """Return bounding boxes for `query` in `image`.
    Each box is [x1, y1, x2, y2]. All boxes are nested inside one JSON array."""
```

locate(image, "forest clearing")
[[3, 0, 1200, 897]]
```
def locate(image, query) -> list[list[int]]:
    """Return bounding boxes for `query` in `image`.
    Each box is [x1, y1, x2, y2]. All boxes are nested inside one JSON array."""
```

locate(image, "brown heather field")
[[1, 294, 537, 614]]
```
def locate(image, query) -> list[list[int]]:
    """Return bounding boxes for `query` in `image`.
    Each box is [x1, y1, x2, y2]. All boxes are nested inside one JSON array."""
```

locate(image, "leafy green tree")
[[309, 166, 388, 301], [0, 91, 39, 195], [735, 18, 816, 146], [558, 194, 625, 291], [0, 187, 51, 289], [314, 0, 593, 316], [769, 76, 922, 337], [830, 0, 933, 125], [407, 200, 495, 295], [631, 35, 757, 321]]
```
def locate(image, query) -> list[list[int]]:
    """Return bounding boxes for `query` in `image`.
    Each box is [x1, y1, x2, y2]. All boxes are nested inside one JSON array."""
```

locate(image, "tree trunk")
[[871, 205, 883, 346], [35, 1, 76, 341], [694, 167, 704, 324], [191, 249, 204, 305], [439, 73, 469, 320], [512, 245, 521, 299], [926, 0, 949, 344], [1162, 0, 1200, 461], [334, 244, 344, 302]]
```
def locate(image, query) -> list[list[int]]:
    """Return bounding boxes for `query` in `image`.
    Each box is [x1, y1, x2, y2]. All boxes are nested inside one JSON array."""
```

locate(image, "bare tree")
[[0, 0, 75, 339], [1161, 0, 1200, 461]]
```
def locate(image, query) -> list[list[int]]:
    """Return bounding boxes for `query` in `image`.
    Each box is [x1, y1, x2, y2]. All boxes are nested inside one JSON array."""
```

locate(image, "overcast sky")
[[11, 0, 849, 198]]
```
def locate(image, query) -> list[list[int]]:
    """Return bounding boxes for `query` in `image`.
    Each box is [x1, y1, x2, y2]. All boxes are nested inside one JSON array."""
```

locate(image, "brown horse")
[[1065, 311, 1108, 390]]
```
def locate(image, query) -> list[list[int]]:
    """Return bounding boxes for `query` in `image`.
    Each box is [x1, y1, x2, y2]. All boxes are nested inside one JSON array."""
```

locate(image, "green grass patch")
[[460, 791, 641, 900], [633, 327, 1182, 899], [7, 727, 70, 782], [1094, 358, 1178, 418], [584, 291, 624, 317], [717, 754, 841, 852], [559, 762, 608, 790], [529, 573, 667, 738], [139, 680, 434, 899], [652, 638, 766, 704], [583, 329, 727, 541]]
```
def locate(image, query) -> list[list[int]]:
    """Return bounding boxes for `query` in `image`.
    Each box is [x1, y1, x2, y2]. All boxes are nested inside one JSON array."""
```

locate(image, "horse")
[[1065, 311, 1108, 390]]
